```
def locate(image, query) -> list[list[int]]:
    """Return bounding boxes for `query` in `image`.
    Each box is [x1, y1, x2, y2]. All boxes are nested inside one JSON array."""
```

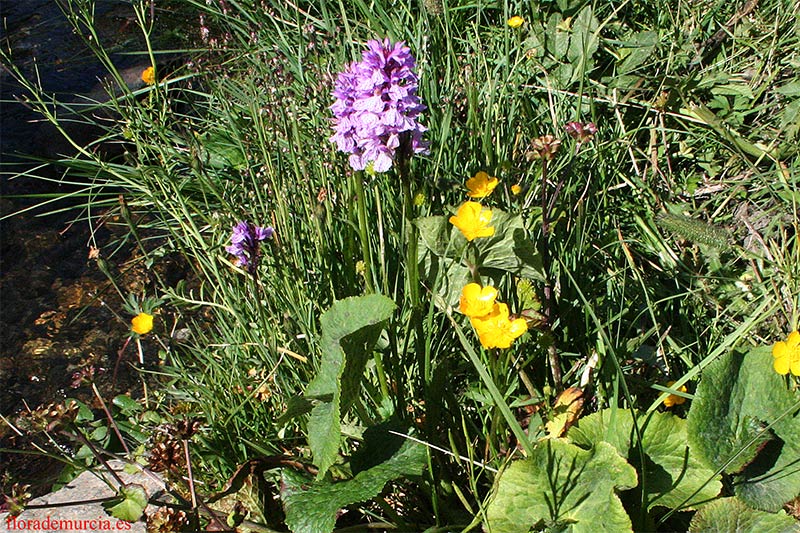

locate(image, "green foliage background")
[[2, 0, 799, 531]]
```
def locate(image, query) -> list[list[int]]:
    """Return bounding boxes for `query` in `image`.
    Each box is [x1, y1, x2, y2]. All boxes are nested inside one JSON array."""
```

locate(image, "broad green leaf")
[[414, 215, 465, 258], [199, 130, 246, 169], [103, 483, 148, 523], [418, 249, 472, 309], [688, 497, 799, 533], [775, 81, 800, 96], [687, 347, 800, 511], [282, 426, 425, 533], [569, 409, 722, 510], [276, 395, 315, 426], [90, 425, 108, 442], [687, 351, 770, 473], [636, 413, 721, 510], [617, 30, 659, 74], [304, 295, 395, 478], [568, 408, 634, 457], [112, 394, 141, 415], [734, 423, 800, 512], [548, 14, 570, 60], [485, 440, 637, 533], [779, 99, 800, 146], [415, 209, 544, 303], [68, 398, 94, 423], [476, 210, 544, 281], [307, 402, 340, 479], [568, 6, 600, 82]]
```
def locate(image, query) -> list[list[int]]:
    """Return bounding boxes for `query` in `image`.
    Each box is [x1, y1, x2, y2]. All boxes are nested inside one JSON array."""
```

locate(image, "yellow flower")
[[511, 184, 522, 195], [663, 381, 687, 408], [772, 330, 800, 376], [470, 303, 528, 349], [131, 312, 154, 335], [141, 66, 156, 85], [466, 171, 499, 198], [459, 283, 498, 318], [508, 16, 524, 28], [449, 201, 495, 241]]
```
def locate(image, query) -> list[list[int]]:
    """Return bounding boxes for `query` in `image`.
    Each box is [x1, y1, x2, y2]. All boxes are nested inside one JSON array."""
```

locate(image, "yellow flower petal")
[[449, 201, 495, 241], [459, 283, 498, 318], [772, 340, 789, 360], [470, 303, 528, 349], [787, 330, 800, 348], [508, 318, 528, 337], [663, 381, 687, 408], [131, 312, 154, 335], [511, 184, 522, 195], [508, 16, 524, 28], [771, 331, 800, 376], [791, 357, 800, 376], [773, 354, 791, 376], [466, 171, 499, 198]]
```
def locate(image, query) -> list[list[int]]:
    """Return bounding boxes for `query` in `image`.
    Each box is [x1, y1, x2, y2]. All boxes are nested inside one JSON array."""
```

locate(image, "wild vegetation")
[[2, 0, 799, 531]]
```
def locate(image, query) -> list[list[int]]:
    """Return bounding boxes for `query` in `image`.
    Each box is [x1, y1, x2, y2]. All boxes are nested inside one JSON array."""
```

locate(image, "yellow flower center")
[[459, 283, 498, 318], [470, 303, 528, 349], [449, 201, 495, 241]]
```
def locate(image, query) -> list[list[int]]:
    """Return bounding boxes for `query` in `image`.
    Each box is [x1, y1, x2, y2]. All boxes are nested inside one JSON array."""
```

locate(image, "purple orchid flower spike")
[[330, 38, 429, 173], [226, 220, 274, 275]]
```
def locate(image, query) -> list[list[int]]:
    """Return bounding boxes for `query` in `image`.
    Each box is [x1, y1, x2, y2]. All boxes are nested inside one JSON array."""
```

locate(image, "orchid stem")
[[354, 172, 389, 401], [353, 172, 375, 294]]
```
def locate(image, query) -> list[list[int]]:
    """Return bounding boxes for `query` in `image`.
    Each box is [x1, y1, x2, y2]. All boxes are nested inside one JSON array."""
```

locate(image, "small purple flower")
[[330, 38, 429, 173], [226, 221, 274, 274], [565, 121, 598, 144]]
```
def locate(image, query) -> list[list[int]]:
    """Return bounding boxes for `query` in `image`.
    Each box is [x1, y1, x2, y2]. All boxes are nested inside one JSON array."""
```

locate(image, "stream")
[[1, 0, 182, 496]]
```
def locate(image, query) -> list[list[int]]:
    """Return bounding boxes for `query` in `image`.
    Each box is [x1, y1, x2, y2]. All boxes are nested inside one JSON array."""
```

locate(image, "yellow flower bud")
[[141, 66, 156, 85]]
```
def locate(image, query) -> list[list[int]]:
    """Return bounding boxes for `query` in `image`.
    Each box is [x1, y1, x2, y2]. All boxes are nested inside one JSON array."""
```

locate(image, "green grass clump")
[[2, 0, 798, 531]]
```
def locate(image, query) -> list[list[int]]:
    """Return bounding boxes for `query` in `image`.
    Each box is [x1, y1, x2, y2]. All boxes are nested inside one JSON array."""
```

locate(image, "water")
[[0, 0, 165, 494]]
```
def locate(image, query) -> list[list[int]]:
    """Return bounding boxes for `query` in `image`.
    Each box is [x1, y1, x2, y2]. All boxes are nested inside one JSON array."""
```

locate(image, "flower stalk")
[[353, 172, 375, 294], [530, 135, 563, 389]]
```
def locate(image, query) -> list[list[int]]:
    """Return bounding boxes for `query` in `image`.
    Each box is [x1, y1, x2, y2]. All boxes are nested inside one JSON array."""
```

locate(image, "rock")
[[0, 461, 165, 533]]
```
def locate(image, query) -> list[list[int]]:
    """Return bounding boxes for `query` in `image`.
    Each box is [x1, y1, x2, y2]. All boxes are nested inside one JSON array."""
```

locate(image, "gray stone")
[[1, 461, 165, 533]]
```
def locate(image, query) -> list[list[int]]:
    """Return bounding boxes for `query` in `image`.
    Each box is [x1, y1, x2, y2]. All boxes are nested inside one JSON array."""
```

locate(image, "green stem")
[[353, 172, 375, 293], [402, 180, 428, 379], [353, 172, 388, 400], [401, 180, 420, 309], [399, 152, 438, 518]]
